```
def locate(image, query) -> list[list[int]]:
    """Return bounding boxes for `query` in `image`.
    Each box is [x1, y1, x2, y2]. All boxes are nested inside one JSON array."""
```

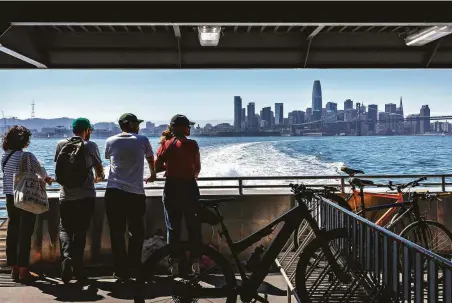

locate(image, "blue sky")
[[0, 69, 451, 125]]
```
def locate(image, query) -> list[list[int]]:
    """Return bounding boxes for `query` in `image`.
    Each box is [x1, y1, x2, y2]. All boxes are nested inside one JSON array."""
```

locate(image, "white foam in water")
[[197, 141, 345, 187]]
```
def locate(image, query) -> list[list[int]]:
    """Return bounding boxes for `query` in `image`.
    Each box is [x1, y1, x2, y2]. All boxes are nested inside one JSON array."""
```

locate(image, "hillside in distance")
[[0, 118, 74, 131], [0, 118, 232, 130]]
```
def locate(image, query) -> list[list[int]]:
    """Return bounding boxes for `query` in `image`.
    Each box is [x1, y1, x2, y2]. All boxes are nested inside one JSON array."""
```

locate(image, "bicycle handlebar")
[[414, 191, 450, 201], [289, 183, 339, 197], [388, 176, 427, 191]]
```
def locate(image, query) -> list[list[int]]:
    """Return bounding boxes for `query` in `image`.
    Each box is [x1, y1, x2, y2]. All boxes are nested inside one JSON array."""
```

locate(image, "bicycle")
[[136, 186, 354, 303], [340, 166, 407, 224], [340, 168, 452, 255]]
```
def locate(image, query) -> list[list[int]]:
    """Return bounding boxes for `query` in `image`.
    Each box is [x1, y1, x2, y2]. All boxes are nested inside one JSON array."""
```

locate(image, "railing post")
[[340, 177, 345, 193], [442, 175, 446, 192], [239, 179, 243, 195]]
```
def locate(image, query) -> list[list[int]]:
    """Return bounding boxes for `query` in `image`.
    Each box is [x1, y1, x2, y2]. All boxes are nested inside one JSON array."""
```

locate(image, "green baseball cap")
[[72, 118, 93, 131], [118, 113, 144, 125]]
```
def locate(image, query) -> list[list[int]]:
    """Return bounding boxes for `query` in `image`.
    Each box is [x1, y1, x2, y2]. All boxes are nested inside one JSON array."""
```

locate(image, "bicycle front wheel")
[[138, 242, 237, 303], [295, 228, 376, 303]]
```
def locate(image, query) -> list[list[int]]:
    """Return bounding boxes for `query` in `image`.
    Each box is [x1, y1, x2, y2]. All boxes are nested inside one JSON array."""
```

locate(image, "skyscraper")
[[290, 111, 305, 125], [344, 99, 353, 111], [385, 103, 397, 114], [420, 105, 430, 134], [261, 107, 272, 125], [241, 108, 246, 129], [247, 102, 256, 128], [312, 80, 322, 123], [326, 102, 337, 113], [368, 104, 378, 122], [275, 103, 284, 125], [306, 108, 312, 122], [234, 96, 242, 129], [397, 96, 404, 116]]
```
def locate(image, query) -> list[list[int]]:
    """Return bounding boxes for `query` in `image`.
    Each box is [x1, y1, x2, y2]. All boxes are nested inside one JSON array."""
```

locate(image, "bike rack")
[[277, 195, 452, 303], [276, 197, 322, 303]]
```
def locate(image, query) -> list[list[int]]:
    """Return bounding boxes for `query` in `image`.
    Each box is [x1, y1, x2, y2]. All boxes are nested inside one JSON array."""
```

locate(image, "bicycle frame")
[[346, 183, 404, 226], [212, 198, 332, 301]]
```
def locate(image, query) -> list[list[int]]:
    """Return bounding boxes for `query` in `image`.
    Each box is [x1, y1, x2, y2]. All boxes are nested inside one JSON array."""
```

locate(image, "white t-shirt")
[[105, 133, 154, 195]]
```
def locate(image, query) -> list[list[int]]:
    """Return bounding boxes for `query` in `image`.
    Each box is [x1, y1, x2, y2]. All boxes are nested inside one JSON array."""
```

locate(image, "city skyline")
[[1, 70, 452, 123]]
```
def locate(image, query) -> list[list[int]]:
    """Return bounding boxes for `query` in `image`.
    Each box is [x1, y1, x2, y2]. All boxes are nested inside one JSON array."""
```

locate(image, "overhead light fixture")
[[198, 26, 221, 46], [405, 25, 452, 46]]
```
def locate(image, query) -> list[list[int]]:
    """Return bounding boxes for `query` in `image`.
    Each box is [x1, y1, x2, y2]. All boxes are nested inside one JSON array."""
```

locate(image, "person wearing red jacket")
[[155, 114, 201, 276]]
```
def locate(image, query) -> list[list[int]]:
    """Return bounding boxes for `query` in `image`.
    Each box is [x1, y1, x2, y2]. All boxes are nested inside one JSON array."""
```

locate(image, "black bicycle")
[[136, 185, 353, 303]]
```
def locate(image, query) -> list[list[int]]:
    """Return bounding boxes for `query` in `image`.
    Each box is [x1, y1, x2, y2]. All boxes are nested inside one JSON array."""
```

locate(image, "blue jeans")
[[162, 178, 201, 261]]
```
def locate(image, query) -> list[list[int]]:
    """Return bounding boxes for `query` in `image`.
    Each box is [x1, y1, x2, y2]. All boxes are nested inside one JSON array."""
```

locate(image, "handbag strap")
[[1, 150, 17, 173], [18, 152, 30, 174]]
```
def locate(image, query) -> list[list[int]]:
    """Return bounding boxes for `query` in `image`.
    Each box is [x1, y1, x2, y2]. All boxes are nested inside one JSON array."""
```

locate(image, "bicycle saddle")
[[199, 197, 236, 208], [350, 177, 374, 187], [341, 166, 365, 176]]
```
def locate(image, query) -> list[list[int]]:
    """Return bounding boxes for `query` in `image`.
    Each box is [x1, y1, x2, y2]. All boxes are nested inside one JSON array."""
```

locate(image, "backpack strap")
[[2, 150, 17, 173]]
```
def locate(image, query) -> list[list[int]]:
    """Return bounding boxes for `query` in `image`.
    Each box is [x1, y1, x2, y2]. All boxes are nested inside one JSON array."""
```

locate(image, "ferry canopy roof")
[[1, 2, 452, 69]]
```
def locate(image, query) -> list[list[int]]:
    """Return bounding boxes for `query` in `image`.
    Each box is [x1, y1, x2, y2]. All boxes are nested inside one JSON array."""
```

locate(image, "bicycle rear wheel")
[[400, 220, 452, 261], [137, 242, 237, 303], [399, 220, 452, 289]]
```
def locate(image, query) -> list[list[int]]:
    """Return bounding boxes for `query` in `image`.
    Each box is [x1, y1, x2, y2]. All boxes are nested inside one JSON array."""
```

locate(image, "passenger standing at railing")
[[104, 113, 156, 281], [154, 114, 202, 276], [1, 126, 52, 283], [54, 118, 104, 284]]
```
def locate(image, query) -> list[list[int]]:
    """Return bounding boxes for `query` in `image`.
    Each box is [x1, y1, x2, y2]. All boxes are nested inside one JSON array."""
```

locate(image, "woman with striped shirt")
[[1, 126, 52, 283]]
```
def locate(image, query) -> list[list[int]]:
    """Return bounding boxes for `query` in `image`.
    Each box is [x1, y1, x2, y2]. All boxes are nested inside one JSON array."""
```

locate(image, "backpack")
[[55, 137, 88, 189]]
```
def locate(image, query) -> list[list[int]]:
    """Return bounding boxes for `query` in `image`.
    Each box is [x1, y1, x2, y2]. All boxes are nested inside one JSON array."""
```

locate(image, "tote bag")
[[13, 153, 49, 214]]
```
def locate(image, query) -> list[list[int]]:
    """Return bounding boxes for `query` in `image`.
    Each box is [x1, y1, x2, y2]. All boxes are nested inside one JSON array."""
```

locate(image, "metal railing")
[[1, 173, 452, 195], [277, 195, 452, 302]]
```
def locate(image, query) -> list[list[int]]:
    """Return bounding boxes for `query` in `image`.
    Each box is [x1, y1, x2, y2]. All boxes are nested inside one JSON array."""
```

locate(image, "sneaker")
[[170, 262, 179, 276], [113, 272, 131, 282], [192, 261, 201, 275], [18, 268, 40, 284], [61, 258, 73, 284]]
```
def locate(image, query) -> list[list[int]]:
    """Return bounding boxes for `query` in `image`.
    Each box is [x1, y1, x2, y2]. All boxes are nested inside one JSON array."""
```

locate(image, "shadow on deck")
[[0, 270, 290, 302]]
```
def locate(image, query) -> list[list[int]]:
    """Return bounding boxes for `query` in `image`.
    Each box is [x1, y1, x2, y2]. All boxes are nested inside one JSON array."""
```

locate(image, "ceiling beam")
[[3, 2, 452, 24], [0, 43, 47, 68], [10, 22, 452, 27], [173, 25, 181, 38], [173, 25, 182, 67], [308, 25, 325, 39], [0, 23, 11, 39], [424, 40, 441, 68], [47, 46, 439, 53], [304, 38, 312, 68]]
